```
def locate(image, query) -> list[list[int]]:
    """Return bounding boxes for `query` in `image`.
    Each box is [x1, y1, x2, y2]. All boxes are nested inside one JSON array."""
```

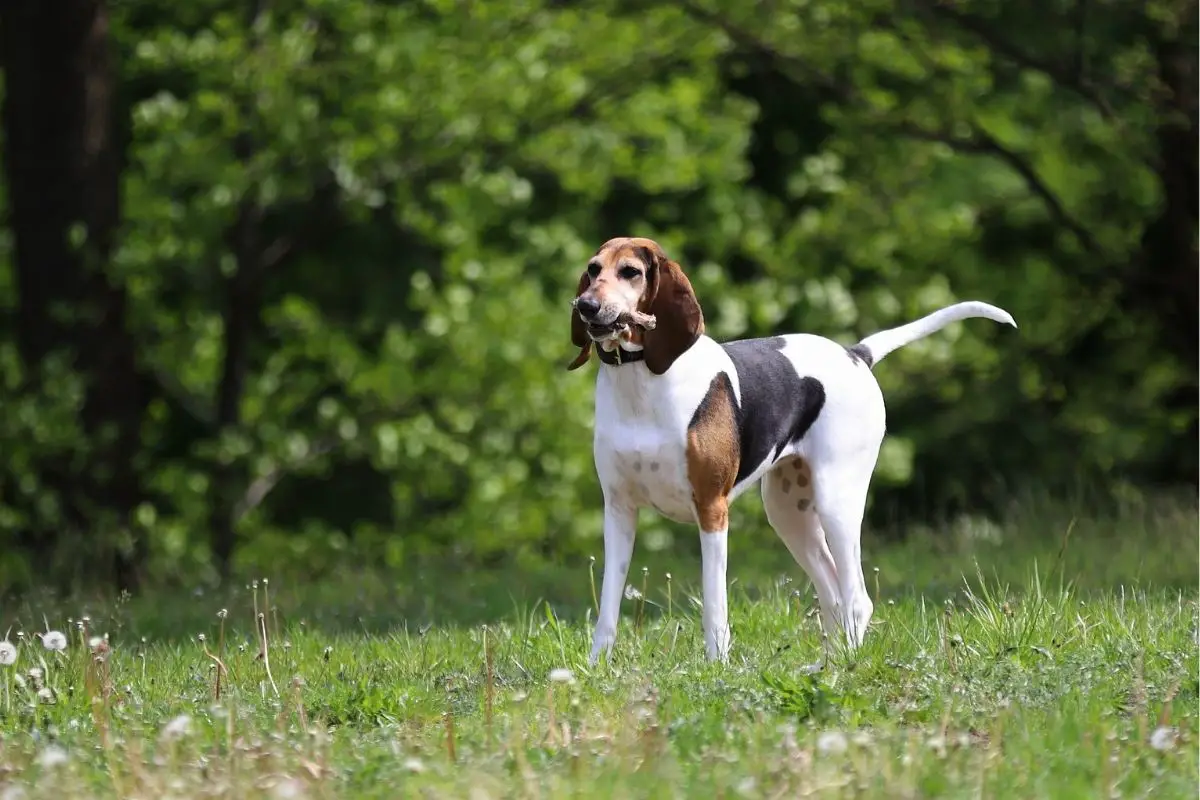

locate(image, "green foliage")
[[0, 0, 1195, 584]]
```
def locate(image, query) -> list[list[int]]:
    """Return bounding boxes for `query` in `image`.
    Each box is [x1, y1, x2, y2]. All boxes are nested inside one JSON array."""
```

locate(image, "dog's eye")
[[618, 266, 642, 280], [586, 263, 601, 278]]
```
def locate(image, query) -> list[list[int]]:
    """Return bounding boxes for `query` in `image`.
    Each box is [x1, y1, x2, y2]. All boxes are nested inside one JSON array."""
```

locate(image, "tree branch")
[[917, 0, 1120, 120], [676, 0, 853, 100], [891, 121, 1104, 256]]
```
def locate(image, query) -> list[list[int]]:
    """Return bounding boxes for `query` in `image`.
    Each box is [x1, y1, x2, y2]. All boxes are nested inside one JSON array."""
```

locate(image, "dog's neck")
[[596, 340, 645, 366]]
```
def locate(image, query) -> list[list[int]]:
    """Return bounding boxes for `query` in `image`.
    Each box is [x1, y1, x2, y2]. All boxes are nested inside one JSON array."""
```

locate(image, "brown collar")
[[596, 344, 645, 366]]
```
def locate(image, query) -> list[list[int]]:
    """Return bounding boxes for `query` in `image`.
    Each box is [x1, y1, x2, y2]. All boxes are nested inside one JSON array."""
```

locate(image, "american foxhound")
[[569, 237, 1016, 664]]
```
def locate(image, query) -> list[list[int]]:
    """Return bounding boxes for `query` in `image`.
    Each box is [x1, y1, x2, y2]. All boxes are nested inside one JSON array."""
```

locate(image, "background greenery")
[[0, 0, 1195, 593]]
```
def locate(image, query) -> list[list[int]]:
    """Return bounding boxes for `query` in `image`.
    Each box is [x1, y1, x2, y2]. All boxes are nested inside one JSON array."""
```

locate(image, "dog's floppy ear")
[[567, 271, 593, 371], [640, 244, 703, 375]]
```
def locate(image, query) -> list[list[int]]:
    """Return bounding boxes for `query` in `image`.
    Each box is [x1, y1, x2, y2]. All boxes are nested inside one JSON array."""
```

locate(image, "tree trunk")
[[0, 0, 147, 590]]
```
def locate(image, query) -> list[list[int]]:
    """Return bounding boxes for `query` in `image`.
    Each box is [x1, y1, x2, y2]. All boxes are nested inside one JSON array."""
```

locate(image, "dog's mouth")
[[585, 321, 629, 342]]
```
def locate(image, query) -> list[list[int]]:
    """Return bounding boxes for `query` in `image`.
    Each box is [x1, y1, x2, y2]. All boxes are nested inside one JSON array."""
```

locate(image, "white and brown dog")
[[568, 237, 1016, 664]]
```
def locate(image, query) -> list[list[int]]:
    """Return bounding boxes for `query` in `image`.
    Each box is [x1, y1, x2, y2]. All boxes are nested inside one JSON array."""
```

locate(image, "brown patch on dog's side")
[[686, 373, 741, 532]]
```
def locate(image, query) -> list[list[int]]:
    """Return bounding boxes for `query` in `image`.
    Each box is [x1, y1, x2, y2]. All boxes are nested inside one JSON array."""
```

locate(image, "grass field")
[[0, 493, 1197, 798]]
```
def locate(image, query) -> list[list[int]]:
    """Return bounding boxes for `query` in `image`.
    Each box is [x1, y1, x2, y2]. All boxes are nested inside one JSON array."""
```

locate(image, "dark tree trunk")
[[1124, 31, 1200, 481], [0, 0, 147, 589]]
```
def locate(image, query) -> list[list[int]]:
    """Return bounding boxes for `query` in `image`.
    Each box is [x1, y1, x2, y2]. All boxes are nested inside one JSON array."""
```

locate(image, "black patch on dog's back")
[[721, 337, 826, 485], [845, 343, 875, 368]]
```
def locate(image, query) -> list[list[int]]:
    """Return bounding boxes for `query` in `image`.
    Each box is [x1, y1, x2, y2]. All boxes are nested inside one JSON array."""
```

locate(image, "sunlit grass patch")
[[0, 495, 1196, 797], [0, 564, 1196, 797]]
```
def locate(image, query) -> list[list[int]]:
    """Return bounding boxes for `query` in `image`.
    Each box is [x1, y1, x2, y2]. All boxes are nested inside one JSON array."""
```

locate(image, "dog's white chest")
[[593, 366, 698, 524], [597, 424, 695, 523]]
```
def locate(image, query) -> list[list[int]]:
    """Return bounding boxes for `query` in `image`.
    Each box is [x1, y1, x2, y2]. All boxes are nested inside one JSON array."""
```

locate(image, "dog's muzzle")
[[572, 297, 627, 342]]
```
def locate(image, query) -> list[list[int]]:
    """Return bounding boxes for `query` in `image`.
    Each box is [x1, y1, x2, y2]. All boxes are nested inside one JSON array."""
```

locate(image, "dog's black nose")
[[575, 296, 601, 319]]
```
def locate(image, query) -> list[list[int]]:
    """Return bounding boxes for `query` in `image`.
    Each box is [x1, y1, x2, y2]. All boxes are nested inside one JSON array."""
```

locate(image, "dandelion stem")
[[483, 626, 494, 746], [588, 557, 598, 615], [259, 613, 280, 698]]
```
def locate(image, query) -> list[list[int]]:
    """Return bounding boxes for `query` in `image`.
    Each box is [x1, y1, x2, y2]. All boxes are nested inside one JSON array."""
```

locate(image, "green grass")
[[0, 495, 1197, 798]]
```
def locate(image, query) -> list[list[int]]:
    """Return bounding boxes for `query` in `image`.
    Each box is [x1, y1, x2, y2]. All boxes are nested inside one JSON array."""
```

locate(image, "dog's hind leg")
[[762, 460, 841, 662], [811, 451, 878, 649]]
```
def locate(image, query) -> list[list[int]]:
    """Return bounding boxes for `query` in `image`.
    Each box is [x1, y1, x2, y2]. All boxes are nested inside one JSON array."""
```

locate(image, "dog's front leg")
[[699, 525, 731, 661], [589, 500, 637, 665]]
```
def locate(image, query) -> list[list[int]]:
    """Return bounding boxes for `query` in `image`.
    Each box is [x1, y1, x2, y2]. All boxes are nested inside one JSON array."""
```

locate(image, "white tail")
[[854, 301, 1016, 367]]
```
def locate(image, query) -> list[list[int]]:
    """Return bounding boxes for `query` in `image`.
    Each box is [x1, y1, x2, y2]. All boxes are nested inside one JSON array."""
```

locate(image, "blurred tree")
[[0, 0, 1193, 590], [1, 0, 148, 589]]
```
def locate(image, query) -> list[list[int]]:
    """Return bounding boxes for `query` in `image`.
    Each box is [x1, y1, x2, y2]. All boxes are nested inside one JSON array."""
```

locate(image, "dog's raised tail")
[[850, 301, 1016, 368]]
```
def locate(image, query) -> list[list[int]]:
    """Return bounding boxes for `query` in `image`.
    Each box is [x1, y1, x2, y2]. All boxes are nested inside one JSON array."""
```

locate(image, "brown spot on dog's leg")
[[797, 498, 811, 512], [687, 373, 740, 532], [650, 462, 660, 472], [633, 461, 642, 472], [781, 477, 792, 494]]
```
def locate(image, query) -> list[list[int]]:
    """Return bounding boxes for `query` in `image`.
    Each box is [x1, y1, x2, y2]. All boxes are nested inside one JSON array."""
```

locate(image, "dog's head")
[[568, 237, 704, 375]]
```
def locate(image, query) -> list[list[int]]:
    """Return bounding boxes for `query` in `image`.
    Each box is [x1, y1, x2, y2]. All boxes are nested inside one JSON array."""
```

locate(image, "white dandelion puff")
[[548, 668, 576, 685], [35, 745, 69, 769], [161, 714, 193, 740], [36, 687, 55, 705], [1149, 726, 1177, 752], [271, 778, 304, 799], [623, 585, 642, 600], [816, 730, 849, 754], [41, 631, 67, 652], [0, 641, 16, 666]]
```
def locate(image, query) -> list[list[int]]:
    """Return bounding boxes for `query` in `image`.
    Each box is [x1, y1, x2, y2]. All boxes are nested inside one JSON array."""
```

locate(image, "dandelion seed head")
[[548, 668, 576, 685], [271, 778, 304, 799], [0, 641, 17, 666], [36, 687, 55, 704], [35, 745, 68, 769], [41, 631, 67, 652], [816, 730, 848, 754], [161, 714, 192, 740], [1149, 726, 1177, 751]]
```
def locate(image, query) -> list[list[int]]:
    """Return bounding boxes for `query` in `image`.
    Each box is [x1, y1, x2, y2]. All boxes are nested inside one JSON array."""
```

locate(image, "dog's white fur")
[[587, 300, 1016, 664]]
